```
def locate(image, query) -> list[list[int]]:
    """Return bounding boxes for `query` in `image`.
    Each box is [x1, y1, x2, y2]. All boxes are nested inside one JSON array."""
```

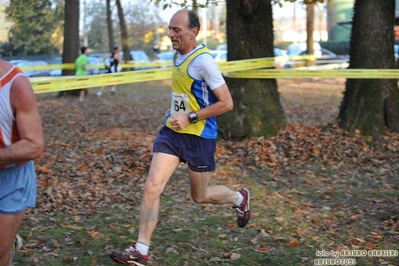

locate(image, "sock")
[[136, 241, 149, 255], [234, 191, 244, 207]]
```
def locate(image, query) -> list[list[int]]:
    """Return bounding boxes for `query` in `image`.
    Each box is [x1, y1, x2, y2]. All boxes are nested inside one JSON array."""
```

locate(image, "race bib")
[[171, 92, 191, 114]]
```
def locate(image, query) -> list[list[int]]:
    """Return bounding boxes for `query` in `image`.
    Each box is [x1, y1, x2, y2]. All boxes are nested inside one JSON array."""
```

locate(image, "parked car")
[[89, 52, 108, 60], [157, 51, 175, 68], [129, 50, 151, 70], [130, 50, 149, 61], [48, 57, 62, 76], [158, 51, 174, 61], [284, 48, 349, 69], [16, 60, 51, 77], [209, 48, 287, 68], [274, 48, 287, 57], [274, 48, 288, 69], [287, 42, 322, 57], [211, 48, 288, 68], [210, 50, 227, 62], [216, 44, 227, 50], [87, 56, 101, 75], [8, 59, 28, 65]]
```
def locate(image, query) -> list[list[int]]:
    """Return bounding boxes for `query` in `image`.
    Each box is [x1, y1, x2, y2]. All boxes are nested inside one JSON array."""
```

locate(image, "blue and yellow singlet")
[[166, 45, 219, 139]]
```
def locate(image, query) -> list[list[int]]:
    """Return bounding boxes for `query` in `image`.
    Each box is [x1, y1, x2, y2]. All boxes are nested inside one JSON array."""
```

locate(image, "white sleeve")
[[188, 53, 225, 90]]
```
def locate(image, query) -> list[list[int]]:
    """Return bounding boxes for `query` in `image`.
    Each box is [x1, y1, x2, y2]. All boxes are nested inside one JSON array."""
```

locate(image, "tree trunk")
[[115, 0, 130, 65], [59, 0, 79, 97], [306, 2, 315, 67], [326, 2, 337, 40], [218, 0, 287, 139], [338, 0, 399, 136], [106, 0, 114, 51], [62, 0, 79, 76]]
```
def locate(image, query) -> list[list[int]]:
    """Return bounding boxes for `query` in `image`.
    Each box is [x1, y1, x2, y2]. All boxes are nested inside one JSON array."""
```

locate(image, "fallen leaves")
[[259, 247, 271, 252], [286, 240, 300, 247], [24, 82, 399, 265], [217, 124, 398, 175]]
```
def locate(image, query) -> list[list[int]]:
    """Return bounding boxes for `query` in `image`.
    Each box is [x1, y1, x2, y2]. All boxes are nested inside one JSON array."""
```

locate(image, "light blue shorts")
[[0, 160, 37, 214]]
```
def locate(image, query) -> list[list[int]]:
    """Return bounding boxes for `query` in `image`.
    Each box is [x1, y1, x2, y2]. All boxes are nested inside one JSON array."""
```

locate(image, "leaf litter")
[[21, 79, 399, 265]]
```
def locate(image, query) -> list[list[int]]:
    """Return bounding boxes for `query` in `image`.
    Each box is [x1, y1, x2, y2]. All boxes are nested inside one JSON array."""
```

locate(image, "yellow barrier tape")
[[19, 63, 148, 71], [18, 62, 164, 71], [30, 58, 274, 94], [219, 58, 274, 72], [122, 57, 276, 70], [19, 54, 322, 71], [31, 68, 173, 94], [225, 69, 399, 79], [20, 57, 277, 71], [124, 57, 276, 71], [29, 56, 399, 94], [18, 63, 75, 71]]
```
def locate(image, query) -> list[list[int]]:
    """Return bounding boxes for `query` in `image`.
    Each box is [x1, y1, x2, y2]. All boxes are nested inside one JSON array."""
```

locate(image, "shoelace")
[[235, 207, 244, 218], [123, 246, 136, 255]]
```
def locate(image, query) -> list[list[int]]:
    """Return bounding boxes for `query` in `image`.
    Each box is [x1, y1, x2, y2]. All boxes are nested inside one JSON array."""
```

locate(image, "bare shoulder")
[[0, 59, 12, 76], [10, 73, 36, 110]]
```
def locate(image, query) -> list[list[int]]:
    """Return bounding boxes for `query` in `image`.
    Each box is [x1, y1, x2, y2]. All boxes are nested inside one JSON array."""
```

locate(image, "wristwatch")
[[189, 112, 199, 123]]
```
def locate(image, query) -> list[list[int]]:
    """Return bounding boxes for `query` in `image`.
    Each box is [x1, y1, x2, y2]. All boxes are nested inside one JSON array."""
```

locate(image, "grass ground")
[[12, 78, 399, 266]]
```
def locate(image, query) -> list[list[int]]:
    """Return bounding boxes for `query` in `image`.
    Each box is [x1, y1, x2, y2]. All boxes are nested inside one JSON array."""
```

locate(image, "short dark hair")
[[80, 46, 87, 54], [187, 10, 200, 31], [113, 46, 119, 51]]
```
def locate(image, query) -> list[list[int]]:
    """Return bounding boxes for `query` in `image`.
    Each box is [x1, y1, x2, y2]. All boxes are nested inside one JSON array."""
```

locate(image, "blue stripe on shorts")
[[153, 126, 216, 172], [0, 160, 37, 214]]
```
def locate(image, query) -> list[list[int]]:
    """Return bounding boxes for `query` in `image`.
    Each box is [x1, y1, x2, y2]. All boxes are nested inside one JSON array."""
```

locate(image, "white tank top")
[[0, 66, 28, 169]]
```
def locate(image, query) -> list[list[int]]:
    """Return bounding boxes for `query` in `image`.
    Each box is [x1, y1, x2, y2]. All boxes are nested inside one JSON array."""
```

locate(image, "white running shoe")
[[9, 234, 22, 266]]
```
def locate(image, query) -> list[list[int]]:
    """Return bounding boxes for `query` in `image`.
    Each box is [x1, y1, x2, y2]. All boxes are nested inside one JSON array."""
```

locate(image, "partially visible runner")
[[97, 46, 122, 97], [0, 59, 44, 266], [152, 47, 160, 60], [75, 46, 90, 102], [109, 9, 250, 265]]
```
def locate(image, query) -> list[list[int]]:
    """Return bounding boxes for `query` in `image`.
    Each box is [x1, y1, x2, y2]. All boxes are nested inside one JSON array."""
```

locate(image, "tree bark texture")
[[326, 2, 337, 40], [58, 0, 79, 97], [219, 0, 287, 140], [306, 3, 315, 67], [338, 0, 399, 136], [115, 0, 130, 64], [106, 0, 115, 51], [62, 0, 79, 77]]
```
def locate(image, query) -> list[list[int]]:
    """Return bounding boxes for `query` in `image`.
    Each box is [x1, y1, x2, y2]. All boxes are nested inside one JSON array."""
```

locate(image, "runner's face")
[[168, 11, 197, 54]]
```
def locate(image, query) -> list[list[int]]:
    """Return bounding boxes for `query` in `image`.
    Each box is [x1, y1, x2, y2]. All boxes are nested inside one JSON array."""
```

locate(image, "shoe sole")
[[111, 256, 146, 266], [244, 188, 250, 212], [238, 188, 250, 228], [130, 262, 146, 266], [239, 188, 250, 211]]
